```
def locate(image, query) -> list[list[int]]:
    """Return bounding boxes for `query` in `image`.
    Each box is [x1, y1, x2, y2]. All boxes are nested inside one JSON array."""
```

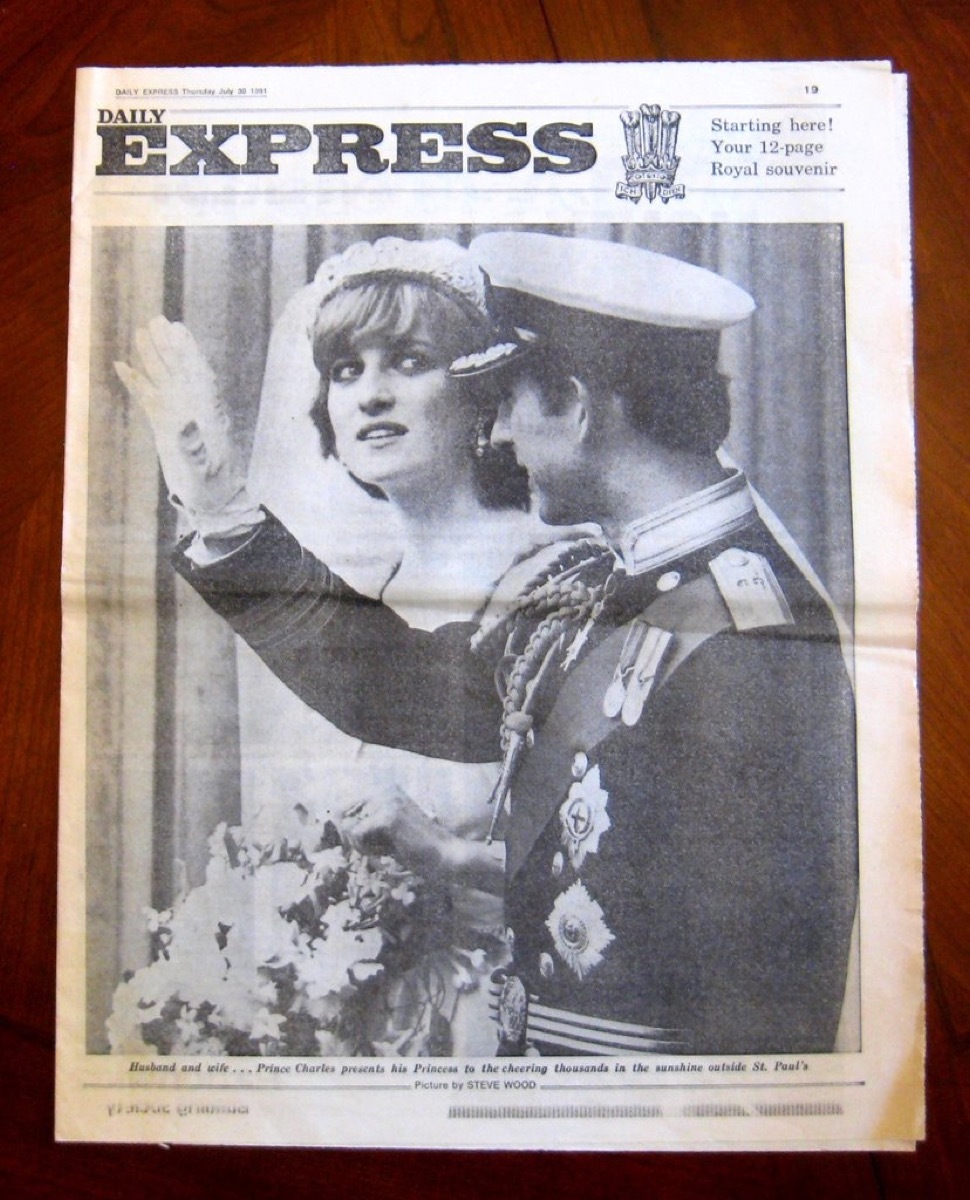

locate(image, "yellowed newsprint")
[[58, 61, 920, 1149]]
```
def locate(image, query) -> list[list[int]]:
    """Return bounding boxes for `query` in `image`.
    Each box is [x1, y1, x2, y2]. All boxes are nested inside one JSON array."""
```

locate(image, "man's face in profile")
[[491, 370, 590, 527]]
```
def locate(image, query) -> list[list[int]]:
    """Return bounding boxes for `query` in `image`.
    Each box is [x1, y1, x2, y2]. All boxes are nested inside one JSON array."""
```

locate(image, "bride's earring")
[[474, 411, 492, 459]]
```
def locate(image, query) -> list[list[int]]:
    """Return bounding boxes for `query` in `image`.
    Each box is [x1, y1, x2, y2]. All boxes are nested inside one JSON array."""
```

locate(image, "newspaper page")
[[57, 62, 920, 1150]]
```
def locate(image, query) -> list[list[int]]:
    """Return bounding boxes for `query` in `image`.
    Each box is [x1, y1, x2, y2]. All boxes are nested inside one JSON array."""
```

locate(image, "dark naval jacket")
[[492, 488, 857, 1056], [173, 472, 857, 1057]]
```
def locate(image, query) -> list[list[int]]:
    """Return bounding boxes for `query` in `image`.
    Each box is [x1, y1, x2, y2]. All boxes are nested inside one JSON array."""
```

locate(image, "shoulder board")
[[708, 548, 795, 632]]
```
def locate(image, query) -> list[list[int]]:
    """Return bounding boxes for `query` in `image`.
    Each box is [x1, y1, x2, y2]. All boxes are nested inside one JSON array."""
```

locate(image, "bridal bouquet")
[[108, 805, 488, 1056]]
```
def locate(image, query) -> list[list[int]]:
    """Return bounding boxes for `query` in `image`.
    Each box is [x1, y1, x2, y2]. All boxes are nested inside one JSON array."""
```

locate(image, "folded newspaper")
[[58, 61, 921, 1150]]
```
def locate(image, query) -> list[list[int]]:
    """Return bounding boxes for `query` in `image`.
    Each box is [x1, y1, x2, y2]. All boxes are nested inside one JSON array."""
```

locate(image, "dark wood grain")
[[1, 0, 965, 1191]]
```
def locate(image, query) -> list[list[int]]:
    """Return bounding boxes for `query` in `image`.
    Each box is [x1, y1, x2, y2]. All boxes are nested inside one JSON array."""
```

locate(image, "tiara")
[[312, 237, 491, 319]]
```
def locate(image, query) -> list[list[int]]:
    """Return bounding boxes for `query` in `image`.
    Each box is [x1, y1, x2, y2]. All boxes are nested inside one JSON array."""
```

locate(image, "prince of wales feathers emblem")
[[617, 103, 686, 204]]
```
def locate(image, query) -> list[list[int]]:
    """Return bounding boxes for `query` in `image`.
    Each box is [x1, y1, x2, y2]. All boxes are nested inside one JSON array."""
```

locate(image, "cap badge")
[[546, 882, 614, 980], [559, 763, 611, 870]]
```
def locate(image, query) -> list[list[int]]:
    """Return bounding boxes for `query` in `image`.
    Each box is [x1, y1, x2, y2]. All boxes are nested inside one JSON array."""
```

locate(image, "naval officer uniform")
[[461, 232, 858, 1056], [487, 472, 857, 1056]]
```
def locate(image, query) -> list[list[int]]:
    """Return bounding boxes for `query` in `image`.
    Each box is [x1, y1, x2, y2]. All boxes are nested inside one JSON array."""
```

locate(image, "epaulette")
[[707, 547, 795, 632]]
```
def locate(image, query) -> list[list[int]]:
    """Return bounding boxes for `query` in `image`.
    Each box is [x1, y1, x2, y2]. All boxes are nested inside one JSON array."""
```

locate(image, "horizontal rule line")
[[675, 103, 843, 110], [141, 103, 845, 115], [690, 187, 846, 193], [91, 187, 609, 198], [539, 1081, 867, 1090], [81, 1080, 865, 1093], [83, 1082, 413, 1092], [93, 185, 844, 199], [171, 105, 627, 114]]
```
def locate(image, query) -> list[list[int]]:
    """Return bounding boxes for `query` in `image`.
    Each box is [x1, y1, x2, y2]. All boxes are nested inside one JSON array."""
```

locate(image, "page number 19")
[[805, 85, 819, 94]]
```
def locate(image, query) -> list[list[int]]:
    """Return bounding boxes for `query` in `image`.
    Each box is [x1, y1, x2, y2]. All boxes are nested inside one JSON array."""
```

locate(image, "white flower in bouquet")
[[107, 806, 484, 1056]]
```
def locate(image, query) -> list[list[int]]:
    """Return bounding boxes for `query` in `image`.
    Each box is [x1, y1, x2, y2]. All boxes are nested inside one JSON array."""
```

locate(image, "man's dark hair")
[[500, 293, 731, 455]]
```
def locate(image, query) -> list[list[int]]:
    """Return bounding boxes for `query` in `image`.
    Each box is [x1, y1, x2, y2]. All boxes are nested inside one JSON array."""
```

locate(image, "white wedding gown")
[[237, 278, 560, 1055]]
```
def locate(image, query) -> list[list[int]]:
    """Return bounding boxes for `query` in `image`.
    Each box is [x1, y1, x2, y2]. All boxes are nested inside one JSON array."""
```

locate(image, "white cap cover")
[[471, 232, 755, 331]]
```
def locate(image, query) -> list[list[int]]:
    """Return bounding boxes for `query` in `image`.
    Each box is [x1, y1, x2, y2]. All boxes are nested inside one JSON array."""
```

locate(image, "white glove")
[[115, 316, 262, 536]]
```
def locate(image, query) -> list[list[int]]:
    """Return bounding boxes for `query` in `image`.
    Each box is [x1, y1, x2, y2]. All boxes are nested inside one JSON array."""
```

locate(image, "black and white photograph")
[[86, 222, 859, 1061]]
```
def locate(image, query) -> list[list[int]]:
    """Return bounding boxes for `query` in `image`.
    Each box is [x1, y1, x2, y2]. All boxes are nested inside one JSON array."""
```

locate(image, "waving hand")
[[115, 316, 257, 532]]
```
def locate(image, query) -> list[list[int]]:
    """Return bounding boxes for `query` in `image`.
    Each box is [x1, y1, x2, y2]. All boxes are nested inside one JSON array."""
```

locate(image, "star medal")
[[545, 882, 615, 980], [559, 762, 611, 870]]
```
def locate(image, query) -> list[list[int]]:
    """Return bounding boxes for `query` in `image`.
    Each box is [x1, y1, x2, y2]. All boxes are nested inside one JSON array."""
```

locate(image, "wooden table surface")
[[1, 1, 966, 1193]]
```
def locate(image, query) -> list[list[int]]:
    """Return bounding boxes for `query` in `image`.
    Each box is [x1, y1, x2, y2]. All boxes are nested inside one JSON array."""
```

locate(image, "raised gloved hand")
[[115, 316, 261, 535]]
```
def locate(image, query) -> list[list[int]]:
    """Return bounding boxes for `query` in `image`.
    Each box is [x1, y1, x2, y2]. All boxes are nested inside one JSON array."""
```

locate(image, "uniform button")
[[571, 751, 589, 779], [539, 953, 555, 980], [551, 851, 564, 878], [656, 570, 681, 592], [726, 549, 748, 567], [505, 926, 515, 951]]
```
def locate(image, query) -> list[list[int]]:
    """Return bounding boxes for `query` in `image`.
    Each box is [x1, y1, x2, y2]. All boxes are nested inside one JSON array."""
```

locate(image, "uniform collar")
[[613, 470, 757, 576]]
